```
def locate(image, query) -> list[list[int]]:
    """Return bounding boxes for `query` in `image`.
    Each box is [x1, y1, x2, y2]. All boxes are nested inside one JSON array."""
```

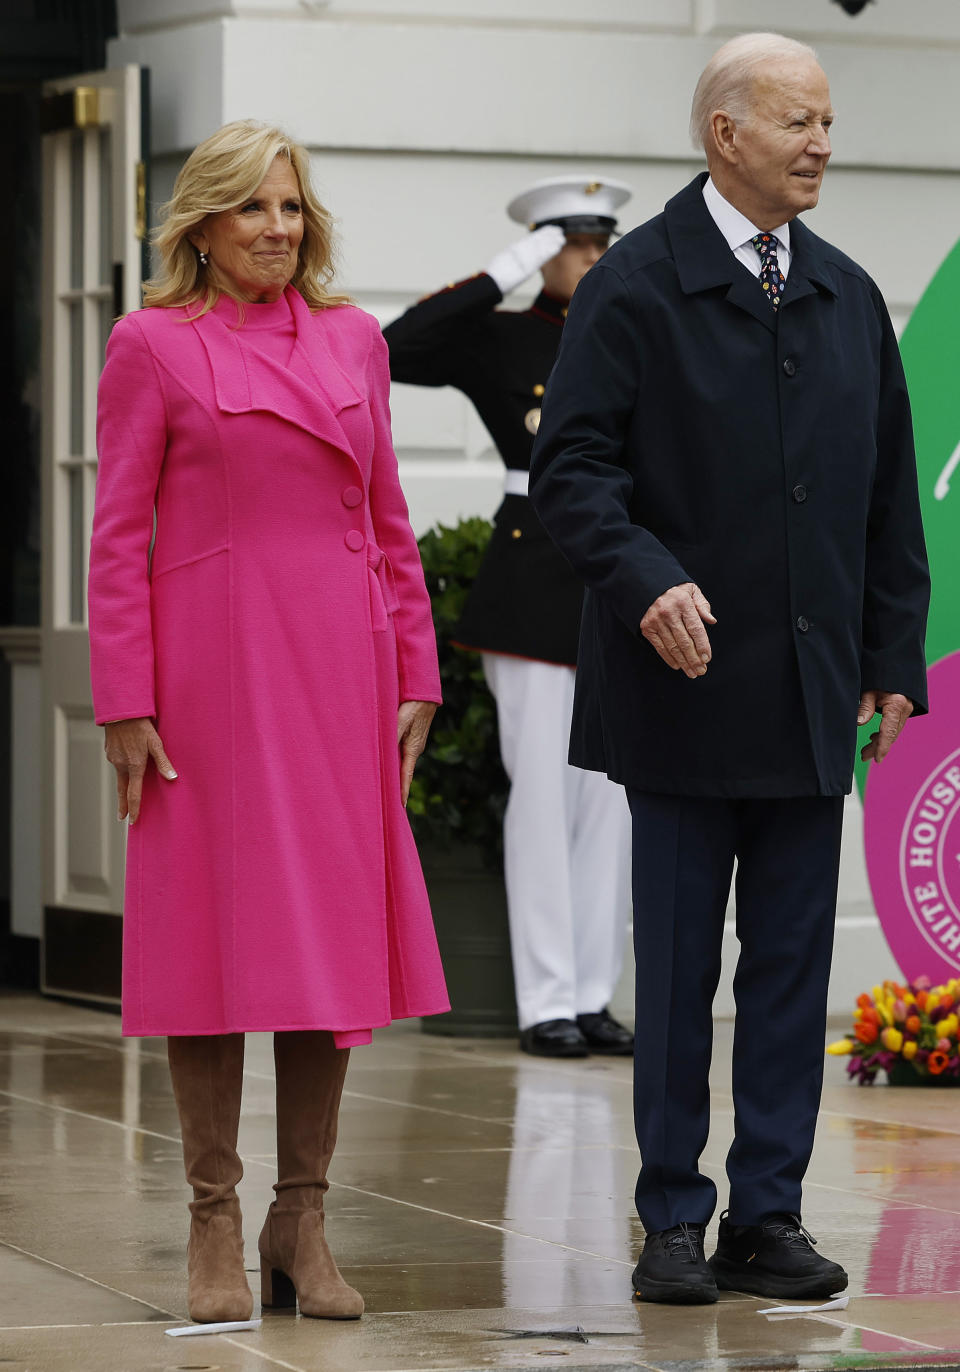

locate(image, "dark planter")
[[419, 840, 517, 1037], [886, 1061, 960, 1086]]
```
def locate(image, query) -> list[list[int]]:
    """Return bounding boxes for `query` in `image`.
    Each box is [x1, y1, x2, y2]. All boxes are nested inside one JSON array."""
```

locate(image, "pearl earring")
[[199, 250, 208, 267]]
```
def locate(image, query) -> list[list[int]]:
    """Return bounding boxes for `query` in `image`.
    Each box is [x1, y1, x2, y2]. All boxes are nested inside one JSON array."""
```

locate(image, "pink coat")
[[89, 287, 449, 1044]]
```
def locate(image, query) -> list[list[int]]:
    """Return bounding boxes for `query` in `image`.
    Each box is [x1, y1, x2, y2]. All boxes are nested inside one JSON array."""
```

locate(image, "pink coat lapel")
[[190, 287, 364, 467]]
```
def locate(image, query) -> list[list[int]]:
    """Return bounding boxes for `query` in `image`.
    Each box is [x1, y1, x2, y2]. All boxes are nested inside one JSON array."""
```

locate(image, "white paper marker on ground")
[[758, 1295, 850, 1316], [165, 1319, 263, 1337]]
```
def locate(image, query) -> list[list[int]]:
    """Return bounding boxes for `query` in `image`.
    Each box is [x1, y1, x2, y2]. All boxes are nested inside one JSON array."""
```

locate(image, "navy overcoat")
[[529, 175, 929, 797]]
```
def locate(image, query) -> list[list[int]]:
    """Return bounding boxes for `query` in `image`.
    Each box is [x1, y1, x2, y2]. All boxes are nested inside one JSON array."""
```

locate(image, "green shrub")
[[407, 517, 508, 867]]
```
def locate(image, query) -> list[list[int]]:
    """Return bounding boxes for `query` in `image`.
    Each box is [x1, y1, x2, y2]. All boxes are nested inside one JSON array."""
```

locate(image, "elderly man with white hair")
[[531, 32, 929, 1304]]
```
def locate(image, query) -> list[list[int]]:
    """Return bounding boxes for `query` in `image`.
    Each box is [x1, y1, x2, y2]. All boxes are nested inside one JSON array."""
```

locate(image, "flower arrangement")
[[827, 977, 960, 1084]]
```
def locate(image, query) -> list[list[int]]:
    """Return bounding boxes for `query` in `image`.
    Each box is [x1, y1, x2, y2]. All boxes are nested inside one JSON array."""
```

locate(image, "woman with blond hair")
[[88, 121, 449, 1324]]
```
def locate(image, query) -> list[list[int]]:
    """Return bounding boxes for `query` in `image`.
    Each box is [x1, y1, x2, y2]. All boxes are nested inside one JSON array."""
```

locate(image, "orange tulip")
[[928, 1050, 949, 1076], [861, 1006, 880, 1026], [857, 992, 873, 1010], [906, 1015, 921, 1034], [855, 1021, 879, 1045]]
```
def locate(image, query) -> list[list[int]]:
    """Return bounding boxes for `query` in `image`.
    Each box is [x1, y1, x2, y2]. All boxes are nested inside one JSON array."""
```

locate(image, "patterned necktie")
[[752, 232, 784, 311]]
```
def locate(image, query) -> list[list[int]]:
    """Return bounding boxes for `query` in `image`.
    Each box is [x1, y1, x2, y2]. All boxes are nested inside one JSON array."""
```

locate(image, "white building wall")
[[109, 0, 960, 1014]]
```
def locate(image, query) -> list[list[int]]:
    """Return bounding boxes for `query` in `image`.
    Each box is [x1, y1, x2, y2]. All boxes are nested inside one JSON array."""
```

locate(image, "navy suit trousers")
[[626, 790, 844, 1232]]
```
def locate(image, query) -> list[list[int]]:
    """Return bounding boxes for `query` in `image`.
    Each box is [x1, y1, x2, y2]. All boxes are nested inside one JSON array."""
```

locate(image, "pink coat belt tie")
[[366, 542, 400, 632]]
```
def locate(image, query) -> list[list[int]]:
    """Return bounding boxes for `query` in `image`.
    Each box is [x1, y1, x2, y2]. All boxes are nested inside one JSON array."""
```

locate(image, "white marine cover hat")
[[507, 175, 633, 234]]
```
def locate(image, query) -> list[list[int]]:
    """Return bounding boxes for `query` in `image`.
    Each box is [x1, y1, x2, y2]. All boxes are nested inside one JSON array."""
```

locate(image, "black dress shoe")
[[519, 1019, 589, 1057], [576, 1008, 634, 1055], [709, 1211, 848, 1299], [632, 1222, 718, 1304]]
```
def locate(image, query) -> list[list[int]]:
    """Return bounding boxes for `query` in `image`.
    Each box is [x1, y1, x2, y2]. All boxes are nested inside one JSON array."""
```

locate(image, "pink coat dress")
[[88, 286, 449, 1044]]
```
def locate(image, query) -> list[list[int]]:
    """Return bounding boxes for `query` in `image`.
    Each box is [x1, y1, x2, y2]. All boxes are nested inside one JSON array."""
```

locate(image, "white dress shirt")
[[702, 176, 792, 280]]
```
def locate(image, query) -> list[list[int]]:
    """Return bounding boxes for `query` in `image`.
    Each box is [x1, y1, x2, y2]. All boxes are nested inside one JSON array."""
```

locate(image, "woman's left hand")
[[397, 700, 438, 806]]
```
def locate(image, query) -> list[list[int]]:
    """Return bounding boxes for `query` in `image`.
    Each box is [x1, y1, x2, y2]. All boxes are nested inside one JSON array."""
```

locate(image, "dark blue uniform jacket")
[[385, 274, 582, 665], [529, 174, 930, 797]]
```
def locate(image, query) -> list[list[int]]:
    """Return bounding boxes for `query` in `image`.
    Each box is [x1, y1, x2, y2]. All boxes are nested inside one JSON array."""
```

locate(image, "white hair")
[[690, 31, 820, 154]]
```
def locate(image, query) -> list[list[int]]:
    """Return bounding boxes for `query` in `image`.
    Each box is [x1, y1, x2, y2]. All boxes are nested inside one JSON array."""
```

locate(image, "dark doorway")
[[0, 0, 119, 989]]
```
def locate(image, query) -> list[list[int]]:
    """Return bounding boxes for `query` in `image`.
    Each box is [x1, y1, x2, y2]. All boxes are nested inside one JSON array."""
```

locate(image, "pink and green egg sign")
[[862, 241, 960, 982]]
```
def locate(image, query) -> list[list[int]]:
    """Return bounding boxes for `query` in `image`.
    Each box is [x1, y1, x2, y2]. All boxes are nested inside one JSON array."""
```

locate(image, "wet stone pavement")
[[1, 992, 959, 1371]]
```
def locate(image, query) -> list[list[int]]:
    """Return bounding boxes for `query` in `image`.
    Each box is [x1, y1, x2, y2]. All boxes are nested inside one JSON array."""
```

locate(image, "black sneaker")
[[632, 1222, 718, 1304], [709, 1211, 848, 1300]]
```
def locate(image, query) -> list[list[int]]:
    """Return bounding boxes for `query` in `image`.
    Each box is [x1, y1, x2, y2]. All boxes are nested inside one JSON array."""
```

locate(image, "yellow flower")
[[826, 1038, 854, 1056], [881, 1027, 904, 1053], [876, 1002, 894, 1027], [904, 992, 916, 1005], [938, 1014, 959, 1041], [902, 1040, 918, 1060]]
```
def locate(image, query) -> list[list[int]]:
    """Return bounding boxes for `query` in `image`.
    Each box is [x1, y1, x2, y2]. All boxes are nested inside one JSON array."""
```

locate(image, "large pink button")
[[342, 486, 363, 508], [344, 529, 365, 552]]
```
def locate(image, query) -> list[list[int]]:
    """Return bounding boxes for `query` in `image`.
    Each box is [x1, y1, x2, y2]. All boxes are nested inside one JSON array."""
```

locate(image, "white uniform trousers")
[[482, 653, 632, 1030]]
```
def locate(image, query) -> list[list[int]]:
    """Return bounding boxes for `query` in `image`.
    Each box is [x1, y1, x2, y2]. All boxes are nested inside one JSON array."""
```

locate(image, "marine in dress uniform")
[[385, 177, 636, 1056]]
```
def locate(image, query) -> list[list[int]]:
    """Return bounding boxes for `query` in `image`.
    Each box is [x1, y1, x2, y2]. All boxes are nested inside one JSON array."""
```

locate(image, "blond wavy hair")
[[143, 120, 350, 315]]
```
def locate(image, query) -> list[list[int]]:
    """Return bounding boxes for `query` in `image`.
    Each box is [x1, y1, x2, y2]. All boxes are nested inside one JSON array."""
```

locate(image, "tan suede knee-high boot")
[[258, 1031, 363, 1319], [167, 1034, 253, 1323]]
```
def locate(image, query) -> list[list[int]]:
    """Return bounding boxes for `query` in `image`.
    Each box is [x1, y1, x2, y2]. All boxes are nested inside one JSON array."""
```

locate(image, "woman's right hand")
[[103, 718, 178, 824]]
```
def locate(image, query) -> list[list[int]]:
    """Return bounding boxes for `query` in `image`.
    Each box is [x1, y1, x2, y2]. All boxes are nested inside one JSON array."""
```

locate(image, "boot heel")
[[260, 1257, 297, 1308]]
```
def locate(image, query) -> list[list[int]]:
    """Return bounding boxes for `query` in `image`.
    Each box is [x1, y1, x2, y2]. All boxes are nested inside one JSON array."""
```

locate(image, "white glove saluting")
[[483, 224, 566, 296]]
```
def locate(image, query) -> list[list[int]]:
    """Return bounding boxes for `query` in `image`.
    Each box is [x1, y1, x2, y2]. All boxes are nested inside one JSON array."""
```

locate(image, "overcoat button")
[[783, 358, 797, 377], [792, 484, 807, 503], [511, 529, 523, 539], [796, 614, 809, 633], [342, 486, 363, 508], [344, 530, 365, 552]]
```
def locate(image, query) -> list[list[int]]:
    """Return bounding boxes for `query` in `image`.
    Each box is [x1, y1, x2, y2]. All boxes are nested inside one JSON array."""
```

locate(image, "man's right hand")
[[483, 224, 566, 296], [104, 717, 178, 825], [640, 582, 716, 678]]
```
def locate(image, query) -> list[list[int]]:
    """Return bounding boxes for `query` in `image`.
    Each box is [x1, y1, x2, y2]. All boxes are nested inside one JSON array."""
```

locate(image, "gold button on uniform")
[[511, 528, 522, 539], [533, 384, 545, 397]]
